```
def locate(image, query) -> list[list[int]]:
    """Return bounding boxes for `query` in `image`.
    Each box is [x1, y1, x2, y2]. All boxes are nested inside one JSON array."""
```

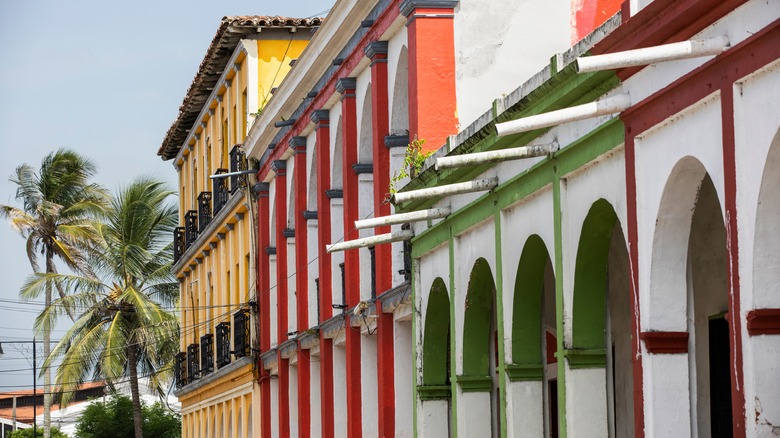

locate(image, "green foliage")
[[75, 395, 180, 438], [7, 427, 68, 438], [389, 137, 432, 195]]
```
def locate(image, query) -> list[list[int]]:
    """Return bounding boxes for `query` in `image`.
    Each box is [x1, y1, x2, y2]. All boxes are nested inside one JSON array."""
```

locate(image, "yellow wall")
[[174, 33, 312, 438]]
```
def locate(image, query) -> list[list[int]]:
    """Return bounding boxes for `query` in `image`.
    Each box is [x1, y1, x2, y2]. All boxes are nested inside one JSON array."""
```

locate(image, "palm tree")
[[1, 149, 106, 438], [21, 178, 180, 438]]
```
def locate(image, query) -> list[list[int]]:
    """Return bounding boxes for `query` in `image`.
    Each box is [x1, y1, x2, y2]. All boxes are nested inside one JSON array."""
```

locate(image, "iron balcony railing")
[[216, 322, 231, 369], [200, 334, 214, 376], [186, 343, 200, 383], [233, 308, 251, 358], [174, 352, 187, 388], [197, 192, 212, 232], [173, 227, 186, 264], [229, 145, 247, 194], [212, 168, 229, 214], [184, 210, 198, 247]]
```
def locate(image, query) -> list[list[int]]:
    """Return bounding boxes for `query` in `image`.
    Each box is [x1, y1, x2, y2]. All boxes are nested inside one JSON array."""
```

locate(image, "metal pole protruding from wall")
[[495, 94, 631, 138], [391, 177, 499, 204], [575, 35, 730, 73], [326, 229, 414, 253], [435, 142, 559, 170], [354, 208, 451, 229]]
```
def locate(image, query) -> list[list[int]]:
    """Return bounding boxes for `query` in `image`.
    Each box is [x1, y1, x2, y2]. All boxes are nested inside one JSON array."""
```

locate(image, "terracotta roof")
[[0, 381, 106, 424], [157, 15, 323, 161]]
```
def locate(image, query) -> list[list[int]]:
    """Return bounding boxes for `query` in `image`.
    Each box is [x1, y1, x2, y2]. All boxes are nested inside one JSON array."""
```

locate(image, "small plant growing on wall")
[[388, 136, 432, 195]]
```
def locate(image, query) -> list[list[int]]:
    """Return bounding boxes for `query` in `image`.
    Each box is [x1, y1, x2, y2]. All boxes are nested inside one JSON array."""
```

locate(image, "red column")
[[366, 40, 395, 437], [337, 77, 363, 437], [312, 109, 335, 438], [402, 0, 459, 153], [255, 182, 272, 438], [291, 136, 312, 437], [273, 160, 291, 438]]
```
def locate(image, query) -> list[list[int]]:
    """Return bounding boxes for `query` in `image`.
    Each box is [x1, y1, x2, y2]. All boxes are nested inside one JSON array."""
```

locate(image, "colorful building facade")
[[156, 16, 319, 438], [397, 0, 780, 437]]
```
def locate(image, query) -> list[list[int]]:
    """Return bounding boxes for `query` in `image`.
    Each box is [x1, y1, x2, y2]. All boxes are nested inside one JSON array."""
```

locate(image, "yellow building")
[[156, 16, 320, 438]]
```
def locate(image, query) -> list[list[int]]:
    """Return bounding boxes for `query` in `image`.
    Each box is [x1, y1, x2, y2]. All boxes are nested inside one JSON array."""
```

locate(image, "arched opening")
[[750, 128, 780, 434], [419, 277, 453, 436], [390, 45, 409, 135], [461, 258, 500, 437], [510, 235, 557, 437], [570, 199, 633, 437], [359, 87, 373, 163], [688, 174, 731, 437]]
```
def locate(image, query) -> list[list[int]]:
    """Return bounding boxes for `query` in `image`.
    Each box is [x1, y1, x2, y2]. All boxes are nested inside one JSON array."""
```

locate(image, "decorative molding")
[[282, 228, 295, 238], [260, 348, 278, 370], [384, 134, 410, 148], [289, 136, 307, 152], [325, 189, 343, 199], [456, 375, 492, 392], [505, 363, 544, 381], [278, 339, 298, 359], [303, 210, 318, 220], [747, 309, 780, 335], [640, 331, 689, 353], [298, 330, 320, 350], [364, 41, 389, 59], [311, 109, 330, 124], [417, 385, 451, 401], [252, 182, 269, 197], [265, 246, 276, 255], [352, 163, 374, 174], [335, 78, 357, 94], [400, 0, 459, 17], [320, 314, 346, 339], [271, 160, 287, 173], [562, 348, 606, 369], [377, 282, 411, 314]]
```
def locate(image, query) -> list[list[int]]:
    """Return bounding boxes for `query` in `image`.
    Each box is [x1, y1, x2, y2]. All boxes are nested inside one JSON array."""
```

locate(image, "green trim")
[[417, 385, 452, 401], [448, 238, 458, 438], [462, 258, 496, 376], [494, 210, 508, 437], [552, 175, 568, 438], [422, 278, 451, 385], [561, 348, 607, 369], [412, 252, 419, 438], [456, 375, 493, 392], [571, 199, 618, 349], [396, 67, 619, 213], [505, 363, 545, 381], [410, 118, 624, 258]]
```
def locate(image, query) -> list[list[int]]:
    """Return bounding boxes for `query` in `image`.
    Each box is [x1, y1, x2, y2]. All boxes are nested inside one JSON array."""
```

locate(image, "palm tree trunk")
[[127, 344, 144, 438], [43, 249, 53, 438]]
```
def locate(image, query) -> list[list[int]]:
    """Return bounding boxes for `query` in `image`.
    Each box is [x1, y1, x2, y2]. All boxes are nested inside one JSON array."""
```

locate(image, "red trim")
[[623, 132, 646, 438], [313, 115, 335, 437], [294, 144, 311, 436], [622, 19, 780, 438], [591, 0, 749, 79], [275, 168, 291, 438], [640, 331, 689, 354], [746, 309, 780, 335], [257, 185, 272, 438], [257, 0, 402, 182], [340, 83, 363, 437], [405, 5, 458, 153], [368, 45, 396, 438]]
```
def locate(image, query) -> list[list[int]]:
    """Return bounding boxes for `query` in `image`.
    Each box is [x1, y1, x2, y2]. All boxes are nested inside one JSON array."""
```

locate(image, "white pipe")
[[354, 208, 451, 229], [576, 35, 729, 73], [209, 169, 256, 179], [435, 142, 559, 170], [326, 229, 414, 253], [495, 94, 631, 138], [391, 177, 498, 204]]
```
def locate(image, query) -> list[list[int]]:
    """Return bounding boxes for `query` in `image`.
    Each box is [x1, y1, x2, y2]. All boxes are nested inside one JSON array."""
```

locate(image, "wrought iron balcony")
[[216, 322, 231, 369], [200, 333, 214, 376], [173, 227, 185, 264], [174, 352, 187, 388], [197, 192, 213, 232], [184, 210, 198, 247], [229, 145, 247, 194], [233, 308, 251, 358], [186, 343, 200, 382], [212, 168, 229, 215]]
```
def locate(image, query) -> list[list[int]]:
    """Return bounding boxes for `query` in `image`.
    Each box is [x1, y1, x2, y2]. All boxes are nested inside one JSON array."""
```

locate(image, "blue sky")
[[0, 0, 332, 392]]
